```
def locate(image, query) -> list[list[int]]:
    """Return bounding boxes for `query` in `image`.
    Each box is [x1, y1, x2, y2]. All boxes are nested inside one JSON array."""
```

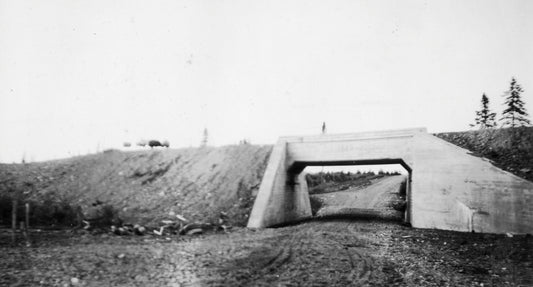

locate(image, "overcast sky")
[[1, 0, 532, 163]]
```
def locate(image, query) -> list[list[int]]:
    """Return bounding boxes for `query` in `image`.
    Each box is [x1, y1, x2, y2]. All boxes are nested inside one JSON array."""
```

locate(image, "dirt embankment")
[[0, 145, 272, 227], [436, 127, 533, 181]]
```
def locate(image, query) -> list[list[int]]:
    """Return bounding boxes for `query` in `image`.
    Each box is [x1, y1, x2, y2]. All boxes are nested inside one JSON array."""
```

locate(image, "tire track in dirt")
[[3, 220, 531, 286], [197, 220, 392, 286]]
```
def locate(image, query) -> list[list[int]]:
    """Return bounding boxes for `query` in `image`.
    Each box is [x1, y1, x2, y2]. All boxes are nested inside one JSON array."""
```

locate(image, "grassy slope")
[[0, 145, 271, 227], [435, 127, 533, 182]]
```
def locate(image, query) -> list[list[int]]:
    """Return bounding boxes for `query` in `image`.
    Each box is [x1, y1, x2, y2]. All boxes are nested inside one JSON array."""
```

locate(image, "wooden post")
[[20, 221, 26, 240], [11, 199, 17, 244], [25, 203, 30, 230], [25, 203, 30, 246]]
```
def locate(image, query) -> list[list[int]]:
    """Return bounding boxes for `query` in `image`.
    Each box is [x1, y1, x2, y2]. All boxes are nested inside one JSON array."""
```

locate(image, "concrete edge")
[[247, 139, 287, 228]]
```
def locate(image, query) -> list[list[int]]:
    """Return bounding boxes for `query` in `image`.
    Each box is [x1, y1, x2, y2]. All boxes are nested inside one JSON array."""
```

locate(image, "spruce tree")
[[471, 93, 497, 129], [501, 78, 530, 128]]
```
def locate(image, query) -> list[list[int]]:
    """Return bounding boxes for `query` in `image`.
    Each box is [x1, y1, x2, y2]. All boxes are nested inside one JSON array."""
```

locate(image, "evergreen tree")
[[470, 93, 497, 129], [501, 78, 530, 128]]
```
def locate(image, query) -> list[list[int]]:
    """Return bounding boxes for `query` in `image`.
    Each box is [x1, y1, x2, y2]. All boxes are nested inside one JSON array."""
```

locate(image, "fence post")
[[25, 203, 30, 230], [20, 221, 26, 240], [11, 199, 17, 244], [25, 203, 31, 246]]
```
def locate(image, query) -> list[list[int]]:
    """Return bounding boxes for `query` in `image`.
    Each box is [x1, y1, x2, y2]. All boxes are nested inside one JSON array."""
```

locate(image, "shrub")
[[391, 201, 407, 212], [0, 196, 81, 227], [399, 179, 407, 197], [309, 196, 324, 215], [93, 204, 122, 227], [0, 194, 14, 226]]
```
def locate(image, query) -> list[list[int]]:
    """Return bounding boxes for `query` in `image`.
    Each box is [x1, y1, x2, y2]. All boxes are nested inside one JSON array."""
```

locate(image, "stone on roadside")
[[134, 225, 146, 235], [186, 228, 203, 235], [221, 225, 232, 232]]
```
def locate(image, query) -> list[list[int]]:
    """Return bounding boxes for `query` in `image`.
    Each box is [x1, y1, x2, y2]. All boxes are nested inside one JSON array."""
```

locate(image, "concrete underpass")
[[248, 128, 533, 234]]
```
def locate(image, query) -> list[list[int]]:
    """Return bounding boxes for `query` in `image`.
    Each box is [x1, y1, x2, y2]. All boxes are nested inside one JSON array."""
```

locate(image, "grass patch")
[[309, 196, 324, 216]]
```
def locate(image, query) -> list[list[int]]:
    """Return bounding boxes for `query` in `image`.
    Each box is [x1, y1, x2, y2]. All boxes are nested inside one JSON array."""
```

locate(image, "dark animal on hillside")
[[148, 140, 162, 148], [162, 140, 170, 148]]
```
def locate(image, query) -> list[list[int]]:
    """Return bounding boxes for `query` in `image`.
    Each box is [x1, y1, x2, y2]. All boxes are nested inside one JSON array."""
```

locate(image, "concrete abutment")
[[247, 128, 533, 234]]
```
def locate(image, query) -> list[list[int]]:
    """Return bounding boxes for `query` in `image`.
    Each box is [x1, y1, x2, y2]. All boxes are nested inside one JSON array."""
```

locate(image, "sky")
[[1, 0, 532, 163]]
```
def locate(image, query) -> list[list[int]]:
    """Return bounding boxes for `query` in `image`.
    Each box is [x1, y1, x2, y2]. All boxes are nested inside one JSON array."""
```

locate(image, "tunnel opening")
[[290, 159, 412, 223]]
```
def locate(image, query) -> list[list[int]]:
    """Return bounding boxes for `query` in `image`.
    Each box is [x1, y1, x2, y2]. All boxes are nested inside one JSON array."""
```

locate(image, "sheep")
[[148, 140, 162, 148], [136, 140, 148, 147], [136, 139, 170, 148]]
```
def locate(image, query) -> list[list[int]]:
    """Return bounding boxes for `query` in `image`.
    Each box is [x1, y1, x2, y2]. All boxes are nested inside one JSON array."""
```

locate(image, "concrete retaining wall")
[[411, 132, 533, 233]]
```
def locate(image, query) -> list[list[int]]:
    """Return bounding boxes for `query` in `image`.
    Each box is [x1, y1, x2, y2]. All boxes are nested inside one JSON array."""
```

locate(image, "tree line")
[[471, 77, 530, 129]]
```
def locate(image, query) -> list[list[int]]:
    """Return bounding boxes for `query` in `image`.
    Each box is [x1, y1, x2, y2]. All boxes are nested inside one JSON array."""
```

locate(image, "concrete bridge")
[[247, 128, 533, 234]]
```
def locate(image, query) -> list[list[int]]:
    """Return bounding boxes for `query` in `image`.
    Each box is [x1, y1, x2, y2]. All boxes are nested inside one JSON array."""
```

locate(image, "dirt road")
[[313, 175, 406, 220], [2, 220, 532, 286]]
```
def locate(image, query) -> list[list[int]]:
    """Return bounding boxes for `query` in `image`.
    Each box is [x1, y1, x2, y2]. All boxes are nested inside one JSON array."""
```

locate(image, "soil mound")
[[0, 145, 272, 227]]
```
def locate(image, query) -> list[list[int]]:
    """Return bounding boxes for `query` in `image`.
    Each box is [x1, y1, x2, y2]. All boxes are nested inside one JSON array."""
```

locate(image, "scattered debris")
[[134, 224, 146, 235], [176, 214, 188, 223], [185, 228, 203, 235], [153, 227, 165, 236], [82, 220, 91, 230]]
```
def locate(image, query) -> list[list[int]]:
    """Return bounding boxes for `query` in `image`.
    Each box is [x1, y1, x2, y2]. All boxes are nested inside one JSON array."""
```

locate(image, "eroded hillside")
[[0, 145, 271, 227]]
